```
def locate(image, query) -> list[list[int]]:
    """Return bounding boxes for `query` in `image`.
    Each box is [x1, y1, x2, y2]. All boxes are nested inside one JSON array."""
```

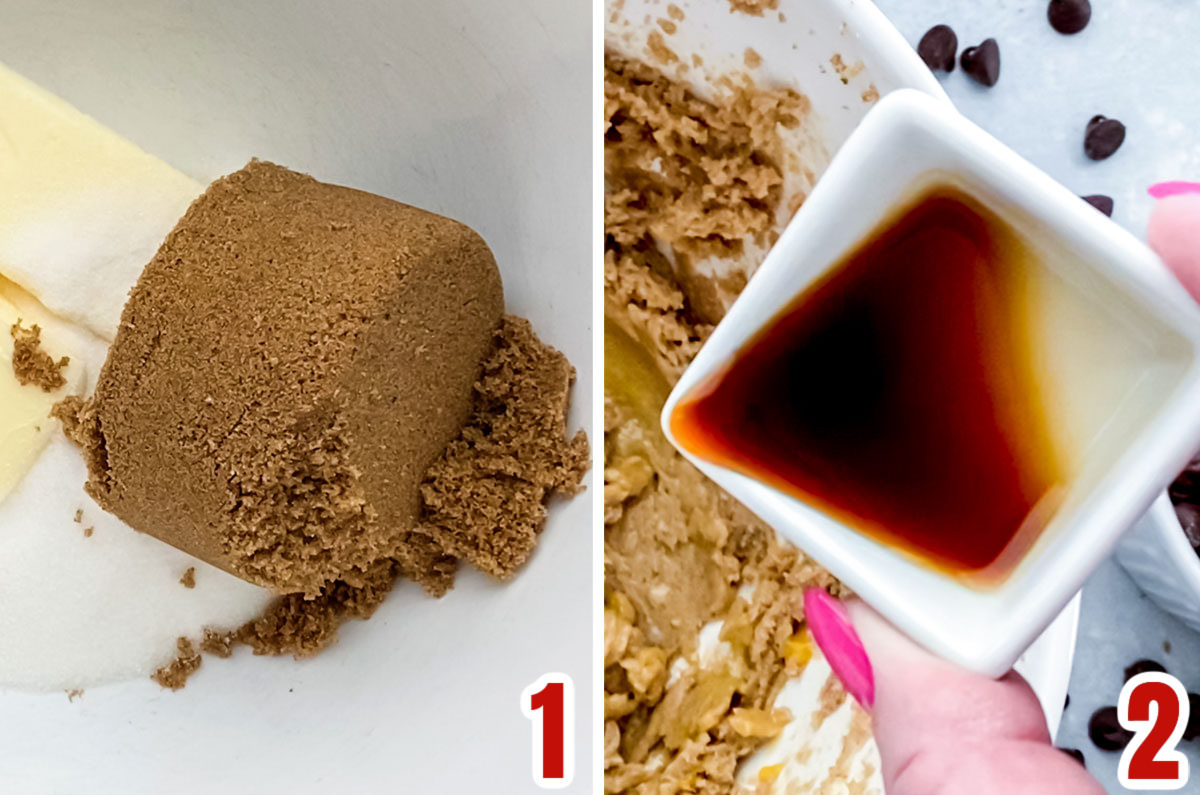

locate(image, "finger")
[[803, 589, 1105, 794], [1147, 184, 1200, 302], [846, 601, 1105, 794]]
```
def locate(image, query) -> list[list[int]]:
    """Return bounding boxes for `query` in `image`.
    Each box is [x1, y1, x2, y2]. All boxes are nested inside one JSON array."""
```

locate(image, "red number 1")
[[1118, 672, 1191, 790], [522, 673, 575, 788]]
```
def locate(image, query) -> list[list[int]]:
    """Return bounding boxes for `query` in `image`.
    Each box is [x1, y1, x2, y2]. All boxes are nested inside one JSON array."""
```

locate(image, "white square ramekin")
[[661, 88, 1200, 677]]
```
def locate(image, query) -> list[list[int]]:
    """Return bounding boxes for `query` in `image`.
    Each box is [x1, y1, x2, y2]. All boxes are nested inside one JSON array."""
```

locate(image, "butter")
[[0, 277, 85, 504], [0, 59, 196, 503], [0, 61, 201, 341]]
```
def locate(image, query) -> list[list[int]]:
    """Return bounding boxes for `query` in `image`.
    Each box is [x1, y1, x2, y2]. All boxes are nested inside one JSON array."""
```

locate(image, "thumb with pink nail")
[[804, 588, 1104, 794], [1149, 181, 1200, 301]]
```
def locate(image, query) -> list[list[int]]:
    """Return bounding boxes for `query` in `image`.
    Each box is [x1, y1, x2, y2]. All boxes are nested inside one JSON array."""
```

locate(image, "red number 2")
[[522, 673, 575, 788], [1118, 672, 1191, 790]]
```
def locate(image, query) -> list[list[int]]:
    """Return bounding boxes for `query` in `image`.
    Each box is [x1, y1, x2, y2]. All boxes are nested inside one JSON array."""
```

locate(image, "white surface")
[[0, 435, 274, 689], [0, 0, 591, 792], [662, 89, 1200, 677], [1116, 493, 1200, 633]]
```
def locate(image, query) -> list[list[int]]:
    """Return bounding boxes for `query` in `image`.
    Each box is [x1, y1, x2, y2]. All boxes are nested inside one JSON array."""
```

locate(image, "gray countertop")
[[872, 1, 1200, 790]]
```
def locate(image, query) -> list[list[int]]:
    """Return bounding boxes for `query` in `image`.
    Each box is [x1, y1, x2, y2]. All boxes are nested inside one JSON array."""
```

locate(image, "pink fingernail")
[[803, 588, 875, 708], [1148, 181, 1200, 199]]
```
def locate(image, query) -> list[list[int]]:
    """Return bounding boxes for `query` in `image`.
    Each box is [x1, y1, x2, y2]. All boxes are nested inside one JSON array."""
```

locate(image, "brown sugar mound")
[[10, 320, 68, 391], [416, 315, 590, 579], [59, 160, 503, 598], [152, 637, 202, 690], [54, 160, 588, 687]]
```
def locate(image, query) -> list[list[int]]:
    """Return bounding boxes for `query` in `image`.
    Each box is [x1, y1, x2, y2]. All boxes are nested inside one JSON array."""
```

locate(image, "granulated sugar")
[[0, 336, 271, 691]]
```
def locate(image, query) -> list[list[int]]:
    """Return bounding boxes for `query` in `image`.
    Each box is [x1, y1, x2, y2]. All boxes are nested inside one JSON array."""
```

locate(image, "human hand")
[[1149, 182, 1200, 302], [803, 588, 1104, 794]]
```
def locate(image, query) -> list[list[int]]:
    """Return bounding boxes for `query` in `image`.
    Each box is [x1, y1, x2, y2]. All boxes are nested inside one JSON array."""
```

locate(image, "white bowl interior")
[[0, 1, 590, 792]]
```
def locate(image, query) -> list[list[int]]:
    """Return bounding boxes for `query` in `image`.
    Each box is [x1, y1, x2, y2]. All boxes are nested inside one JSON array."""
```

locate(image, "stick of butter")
[[0, 62, 201, 342]]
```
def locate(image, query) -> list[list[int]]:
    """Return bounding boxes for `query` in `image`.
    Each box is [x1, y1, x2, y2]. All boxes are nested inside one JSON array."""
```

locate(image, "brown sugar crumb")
[[862, 84, 880, 104], [667, 4, 685, 22], [744, 47, 763, 69], [645, 30, 679, 65], [200, 628, 235, 659], [416, 316, 589, 580], [657, 17, 677, 35], [830, 53, 866, 84], [73, 509, 82, 523], [82, 526, 93, 538], [10, 320, 68, 392], [66, 688, 84, 702], [812, 676, 848, 729], [236, 558, 400, 658], [180, 567, 196, 588], [152, 637, 202, 690], [730, 0, 778, 15], [51, 395, 86, 440]]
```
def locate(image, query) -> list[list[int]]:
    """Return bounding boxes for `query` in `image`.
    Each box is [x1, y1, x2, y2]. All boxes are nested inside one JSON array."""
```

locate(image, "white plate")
[[0, 1, 591, 792]]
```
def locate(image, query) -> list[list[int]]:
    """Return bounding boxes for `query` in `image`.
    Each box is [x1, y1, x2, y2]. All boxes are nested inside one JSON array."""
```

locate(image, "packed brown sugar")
[[55, 160, 586, 688]]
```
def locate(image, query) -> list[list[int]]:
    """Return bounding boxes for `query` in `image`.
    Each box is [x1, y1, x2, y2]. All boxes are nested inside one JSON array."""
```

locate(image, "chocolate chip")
[[961, 38, 1001, 87], [1060, 747, 1086, 767], [1064, 693, 1071, 710], [1174, 502, 1200, 550], [1185, 693, 1200, 741], [918, 24, 958, 72], [1082, 194, 1114, 217], [1085, 115, 1126, 160], [1171, 452, 1200, 502], [1170, 477, 1200, 504], [1124, 659, 1167, 682], [1048, 0, 1092, 34], [1089, 706, 1134, 751]]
